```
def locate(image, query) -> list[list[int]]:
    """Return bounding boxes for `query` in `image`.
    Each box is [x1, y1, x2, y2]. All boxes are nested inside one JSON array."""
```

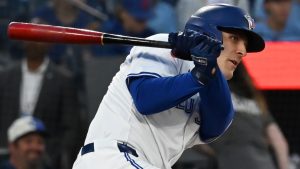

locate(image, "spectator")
[[173, 148, 217, 169], [93, 0, 118, 17], [176, 0, 249, 30], [253, 0, 267, 21], [32, 0, 96, 64], [91, 0, 156, 57], [254, 0, 300, 41], [175, 0, 206, 31], [0, 116, 50, 169], [160, 0, 178, 6], [6, 0, 48, 61], [32, 0, 98, 99], [287, 0, 300, 37], [207, 0, 249, 11], [148, 0, 178, 33], [0, 31, 82, 169], [206, 63, 290, 169]]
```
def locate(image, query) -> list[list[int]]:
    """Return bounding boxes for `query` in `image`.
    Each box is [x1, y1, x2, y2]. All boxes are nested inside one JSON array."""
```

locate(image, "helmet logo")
[[244, 15, 255, 30]]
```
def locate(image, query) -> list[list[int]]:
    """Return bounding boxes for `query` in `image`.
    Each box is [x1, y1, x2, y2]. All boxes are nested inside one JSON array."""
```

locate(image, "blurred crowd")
[[0, 0, 300, 169]]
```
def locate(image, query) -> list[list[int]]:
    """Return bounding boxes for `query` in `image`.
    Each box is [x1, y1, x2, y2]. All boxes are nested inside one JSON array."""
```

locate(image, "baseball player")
[[72, 4, 265, 169]]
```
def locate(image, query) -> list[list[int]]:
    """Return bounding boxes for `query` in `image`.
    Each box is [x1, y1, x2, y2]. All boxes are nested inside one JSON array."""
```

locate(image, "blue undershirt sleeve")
[[198, 68, 234, 143], [127, 68, 234, 143], [127, 72, 203, 115]]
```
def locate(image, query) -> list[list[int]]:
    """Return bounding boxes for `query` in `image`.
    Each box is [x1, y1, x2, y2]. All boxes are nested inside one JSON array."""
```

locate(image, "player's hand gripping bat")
[[8, 22, 172, 49]]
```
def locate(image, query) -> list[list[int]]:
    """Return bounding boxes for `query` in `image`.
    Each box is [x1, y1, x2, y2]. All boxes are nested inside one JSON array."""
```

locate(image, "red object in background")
[[243, 42, 300, 90]]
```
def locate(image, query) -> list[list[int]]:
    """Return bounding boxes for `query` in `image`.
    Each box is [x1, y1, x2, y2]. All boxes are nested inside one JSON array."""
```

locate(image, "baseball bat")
[[7, 22, 172, 49]]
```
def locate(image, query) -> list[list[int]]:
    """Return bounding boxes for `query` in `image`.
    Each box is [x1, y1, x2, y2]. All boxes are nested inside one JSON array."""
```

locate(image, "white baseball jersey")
[[73, 34, 204, 169]]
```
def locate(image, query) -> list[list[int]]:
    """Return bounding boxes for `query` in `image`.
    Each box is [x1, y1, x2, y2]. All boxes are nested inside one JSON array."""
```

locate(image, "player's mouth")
[[228, 59, 239, 68]]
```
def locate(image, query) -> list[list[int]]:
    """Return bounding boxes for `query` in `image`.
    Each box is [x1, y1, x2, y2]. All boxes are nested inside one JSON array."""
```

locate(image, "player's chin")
[[223, 70, 234, 80]]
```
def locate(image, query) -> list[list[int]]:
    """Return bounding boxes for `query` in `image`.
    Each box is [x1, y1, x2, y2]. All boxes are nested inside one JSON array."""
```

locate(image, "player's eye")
[[229, 35, 239, 41]]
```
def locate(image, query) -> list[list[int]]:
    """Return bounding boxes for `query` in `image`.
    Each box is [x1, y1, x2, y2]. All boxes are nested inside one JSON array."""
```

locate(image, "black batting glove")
[[168, 30, 205, 60], [190, 35, 222, 85], [168, 29, 222, 85]]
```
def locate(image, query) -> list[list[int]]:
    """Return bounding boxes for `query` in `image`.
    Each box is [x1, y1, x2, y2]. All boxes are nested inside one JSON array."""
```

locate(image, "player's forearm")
[[276, 150, 289, 169], [128, 72, 204, 115], [267, 123, 290, 169], [198, 68, 234, 142]]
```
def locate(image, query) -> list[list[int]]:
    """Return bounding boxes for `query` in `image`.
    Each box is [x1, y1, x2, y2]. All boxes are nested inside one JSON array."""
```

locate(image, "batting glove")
[[168, 30, 223, 85], [168, 30, 204, 60], [190, 34, 222, 85]]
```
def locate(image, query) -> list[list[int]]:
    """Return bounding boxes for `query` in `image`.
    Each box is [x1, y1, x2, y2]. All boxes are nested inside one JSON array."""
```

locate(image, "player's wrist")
[[191, 68, 209, 85], [191, 54, 218, 85], [191, 66, 216, 85]]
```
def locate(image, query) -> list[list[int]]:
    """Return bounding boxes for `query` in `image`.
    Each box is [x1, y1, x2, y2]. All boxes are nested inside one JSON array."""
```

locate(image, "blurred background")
[[0, 0, 299, 169]]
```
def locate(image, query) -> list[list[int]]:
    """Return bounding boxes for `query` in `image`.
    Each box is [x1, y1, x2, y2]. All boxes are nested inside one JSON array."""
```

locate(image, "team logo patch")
[[244, 15, 255, 30]]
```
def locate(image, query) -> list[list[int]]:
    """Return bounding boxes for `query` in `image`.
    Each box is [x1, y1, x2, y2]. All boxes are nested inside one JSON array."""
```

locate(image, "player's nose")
[[236, 41, 247, 57]]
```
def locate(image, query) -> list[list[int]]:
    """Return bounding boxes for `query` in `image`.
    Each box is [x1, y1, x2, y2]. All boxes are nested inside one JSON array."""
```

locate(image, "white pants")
[[72, 140, 161, 169]]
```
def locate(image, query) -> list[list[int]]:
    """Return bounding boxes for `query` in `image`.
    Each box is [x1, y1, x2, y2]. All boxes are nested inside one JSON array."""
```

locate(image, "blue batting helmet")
[[185, 4, 265, 52]]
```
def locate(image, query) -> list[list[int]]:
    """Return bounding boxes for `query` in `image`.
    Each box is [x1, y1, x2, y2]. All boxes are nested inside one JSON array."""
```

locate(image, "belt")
[[81, 142, 138, 157]]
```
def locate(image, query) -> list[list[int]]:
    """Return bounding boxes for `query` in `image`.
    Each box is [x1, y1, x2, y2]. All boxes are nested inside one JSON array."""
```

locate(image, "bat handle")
[[103, 34, 172, 49]]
